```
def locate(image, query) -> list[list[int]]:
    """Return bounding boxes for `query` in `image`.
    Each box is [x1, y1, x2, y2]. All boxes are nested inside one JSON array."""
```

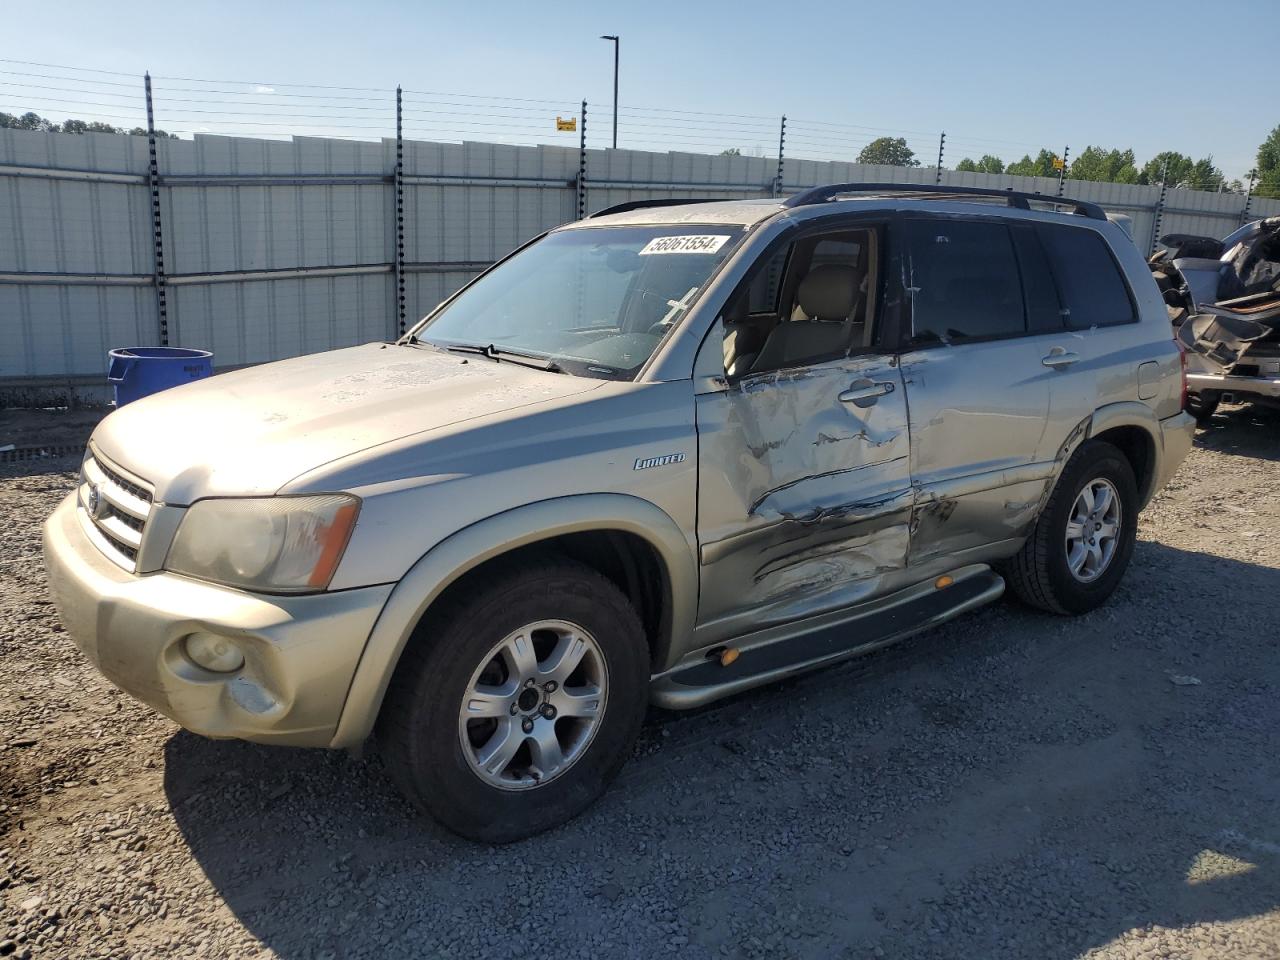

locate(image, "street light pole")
[[600, 34, 618, 149]]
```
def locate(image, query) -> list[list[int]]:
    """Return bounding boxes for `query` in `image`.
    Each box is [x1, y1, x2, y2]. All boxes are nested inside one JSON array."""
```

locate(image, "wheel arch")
[[330, 494, 697, 748], [1086, 402, 1161, 507]]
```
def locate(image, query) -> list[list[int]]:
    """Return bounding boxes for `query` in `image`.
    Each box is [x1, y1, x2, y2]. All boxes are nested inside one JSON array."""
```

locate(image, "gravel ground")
[[2, 405, 1279, 960]]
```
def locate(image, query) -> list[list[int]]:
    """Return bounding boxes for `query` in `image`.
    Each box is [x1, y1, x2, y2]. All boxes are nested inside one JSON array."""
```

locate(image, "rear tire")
[[1186, 390, 1220, 426], [378, 556, 649, 843], [1000, 440, 1138, 616]]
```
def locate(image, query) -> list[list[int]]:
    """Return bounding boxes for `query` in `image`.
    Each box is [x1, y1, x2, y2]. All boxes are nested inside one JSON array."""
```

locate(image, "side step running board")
[[650, 568, 1005, 710]]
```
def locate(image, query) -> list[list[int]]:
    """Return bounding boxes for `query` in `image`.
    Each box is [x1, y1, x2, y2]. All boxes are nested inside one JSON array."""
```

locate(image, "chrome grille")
[[78, 450, 154, 571]]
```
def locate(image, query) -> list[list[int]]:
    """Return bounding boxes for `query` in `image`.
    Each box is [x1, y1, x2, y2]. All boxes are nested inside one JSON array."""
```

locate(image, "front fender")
[[329, 493, 697, 748]]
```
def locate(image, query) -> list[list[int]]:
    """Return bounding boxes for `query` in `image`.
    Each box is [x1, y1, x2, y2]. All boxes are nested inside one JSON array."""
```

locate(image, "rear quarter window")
[[1036, 224, 1136, 329]]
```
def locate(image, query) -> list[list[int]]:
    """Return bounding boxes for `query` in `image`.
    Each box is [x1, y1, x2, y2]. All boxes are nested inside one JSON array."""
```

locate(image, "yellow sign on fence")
[[556, 116, 577, 132], [1052, 156, 1065, 170]]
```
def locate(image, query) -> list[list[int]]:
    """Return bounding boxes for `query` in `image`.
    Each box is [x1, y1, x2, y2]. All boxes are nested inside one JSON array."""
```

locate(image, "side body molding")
[[330, 494, 698, 748]]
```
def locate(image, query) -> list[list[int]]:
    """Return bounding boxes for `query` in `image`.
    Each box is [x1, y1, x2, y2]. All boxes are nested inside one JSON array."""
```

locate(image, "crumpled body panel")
[[694, 357, 912, 639]]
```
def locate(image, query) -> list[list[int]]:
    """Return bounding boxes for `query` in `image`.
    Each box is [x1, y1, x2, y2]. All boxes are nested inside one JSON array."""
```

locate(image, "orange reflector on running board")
[[935, 575, 954, 589], [720, 647, 740, 667]]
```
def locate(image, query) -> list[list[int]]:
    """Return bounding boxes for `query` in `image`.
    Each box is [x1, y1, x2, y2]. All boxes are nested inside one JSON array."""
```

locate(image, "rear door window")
[[906, 219, 1025, 342], [1036, 224, 1136, 329]]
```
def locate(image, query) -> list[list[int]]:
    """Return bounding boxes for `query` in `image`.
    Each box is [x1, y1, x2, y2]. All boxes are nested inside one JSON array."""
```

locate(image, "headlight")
[[165, 495, 360, 593]]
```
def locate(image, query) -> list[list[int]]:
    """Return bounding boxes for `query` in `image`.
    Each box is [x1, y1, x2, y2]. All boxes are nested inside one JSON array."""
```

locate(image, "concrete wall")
[[2, 126, 1277, 394]]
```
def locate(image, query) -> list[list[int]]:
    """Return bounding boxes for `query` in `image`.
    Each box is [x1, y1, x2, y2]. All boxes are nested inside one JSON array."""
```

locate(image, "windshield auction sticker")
[[638, 235, 732, 255]]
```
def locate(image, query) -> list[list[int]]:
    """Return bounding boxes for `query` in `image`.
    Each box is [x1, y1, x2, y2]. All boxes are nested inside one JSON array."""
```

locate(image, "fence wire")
[[0, 57, 1161, 176]]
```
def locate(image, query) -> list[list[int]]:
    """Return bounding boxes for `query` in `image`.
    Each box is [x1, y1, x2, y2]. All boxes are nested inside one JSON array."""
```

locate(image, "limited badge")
[[634, 453, 686, 471]]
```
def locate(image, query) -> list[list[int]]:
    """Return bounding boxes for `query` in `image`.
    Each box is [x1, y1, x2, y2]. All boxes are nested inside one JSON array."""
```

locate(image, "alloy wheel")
[[1064, 478, 1122, 583], [457, 620, 607, 790]]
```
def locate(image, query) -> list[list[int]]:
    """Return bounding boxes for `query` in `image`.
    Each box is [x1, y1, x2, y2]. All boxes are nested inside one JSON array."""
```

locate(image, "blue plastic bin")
[[107, 347, 214, 407]]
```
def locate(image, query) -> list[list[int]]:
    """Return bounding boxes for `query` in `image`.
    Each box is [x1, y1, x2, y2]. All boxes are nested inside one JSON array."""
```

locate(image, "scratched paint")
[[747, 463, 908, 520], [909, 479, 1047, 562], [750, 522, 910, 624]]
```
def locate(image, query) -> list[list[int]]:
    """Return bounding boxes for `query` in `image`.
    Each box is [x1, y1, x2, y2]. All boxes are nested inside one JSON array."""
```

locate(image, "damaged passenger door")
[[693, 222, 913, 645]]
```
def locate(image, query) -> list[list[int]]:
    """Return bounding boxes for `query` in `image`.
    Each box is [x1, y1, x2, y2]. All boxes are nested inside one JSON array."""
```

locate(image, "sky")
[[4, 0, 1276, 181]]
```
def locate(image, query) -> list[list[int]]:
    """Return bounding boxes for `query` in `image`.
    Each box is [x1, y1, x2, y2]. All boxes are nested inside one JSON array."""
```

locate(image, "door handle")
[[839, 378, 895, 408], [1042, 347, 1081, 370]]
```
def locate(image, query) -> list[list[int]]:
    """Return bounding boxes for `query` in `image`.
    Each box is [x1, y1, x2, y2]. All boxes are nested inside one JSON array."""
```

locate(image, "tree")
[[0, 110, 178, 138], [1139, 151, 1194, 186], [1256, 125, 1280, 199], [1138, 151, 1223, 190], [719, 148, 742, 156], [1005, 149, 1060, 178], [1067, 145, 1139, 184], [981, 154, 1005, 174], [857, 136, 918, 167], [0, 111, 56, 131], [1187, 157, 1224, 191], [61, 119, 134, 135], [955, 155, 1004, 174]]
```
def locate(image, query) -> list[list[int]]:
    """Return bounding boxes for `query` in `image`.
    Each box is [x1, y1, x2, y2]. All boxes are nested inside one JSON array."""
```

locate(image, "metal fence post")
[[1148, 160, 1170, 255], [144, 72, 169, 346], [1056, 144, 1069, 197], [773, 115, 786, 197], [1239, 170, 1256, 225], [395, 86, 406, 337], [935, 131, 945, 185], [577, 99, 588, 219]]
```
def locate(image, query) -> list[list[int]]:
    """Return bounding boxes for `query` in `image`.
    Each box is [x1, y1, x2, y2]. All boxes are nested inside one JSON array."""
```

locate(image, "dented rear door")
[[693, 354, 912, 644], [897, 216, 1054, 564]]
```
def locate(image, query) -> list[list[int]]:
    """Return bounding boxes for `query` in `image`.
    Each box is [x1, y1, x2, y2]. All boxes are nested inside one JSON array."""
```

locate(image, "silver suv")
[[43, 183, 1195, 842]]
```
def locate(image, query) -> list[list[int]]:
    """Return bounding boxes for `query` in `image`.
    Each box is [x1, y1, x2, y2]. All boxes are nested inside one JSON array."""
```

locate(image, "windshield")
[[411, 225, 746, 379]]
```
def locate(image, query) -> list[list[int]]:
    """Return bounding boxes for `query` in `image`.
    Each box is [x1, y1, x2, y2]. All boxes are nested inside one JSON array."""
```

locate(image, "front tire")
[[1001, 440, 1138, 616], [378, 556, 649, 843]]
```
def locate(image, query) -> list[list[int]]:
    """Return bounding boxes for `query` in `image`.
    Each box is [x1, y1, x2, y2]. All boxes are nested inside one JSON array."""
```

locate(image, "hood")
[[92, 343, 602, 503]]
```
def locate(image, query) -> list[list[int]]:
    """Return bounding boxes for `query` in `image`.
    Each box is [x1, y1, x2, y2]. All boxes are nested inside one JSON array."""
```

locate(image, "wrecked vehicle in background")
[[44, 183, 1193, 842], [1151, 217, 1280, 421]]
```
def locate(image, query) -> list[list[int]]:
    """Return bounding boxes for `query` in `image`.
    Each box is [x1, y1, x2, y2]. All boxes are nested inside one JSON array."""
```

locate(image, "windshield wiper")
[[442, 342, 562, 373]]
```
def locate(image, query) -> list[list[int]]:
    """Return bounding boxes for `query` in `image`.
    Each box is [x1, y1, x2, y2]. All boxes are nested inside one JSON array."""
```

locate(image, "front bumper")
[[42, 493, 393, 747], [1187, 372, 1280, 400]]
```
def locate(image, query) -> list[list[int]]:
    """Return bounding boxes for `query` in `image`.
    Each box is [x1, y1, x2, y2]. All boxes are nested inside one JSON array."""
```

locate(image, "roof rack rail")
[[588, 198, 726, 219], [782, 182, 1108, 221]]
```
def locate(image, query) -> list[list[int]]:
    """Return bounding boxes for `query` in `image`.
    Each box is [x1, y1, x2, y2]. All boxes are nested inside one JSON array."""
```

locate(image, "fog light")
[[184, 632, 245, 673]]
